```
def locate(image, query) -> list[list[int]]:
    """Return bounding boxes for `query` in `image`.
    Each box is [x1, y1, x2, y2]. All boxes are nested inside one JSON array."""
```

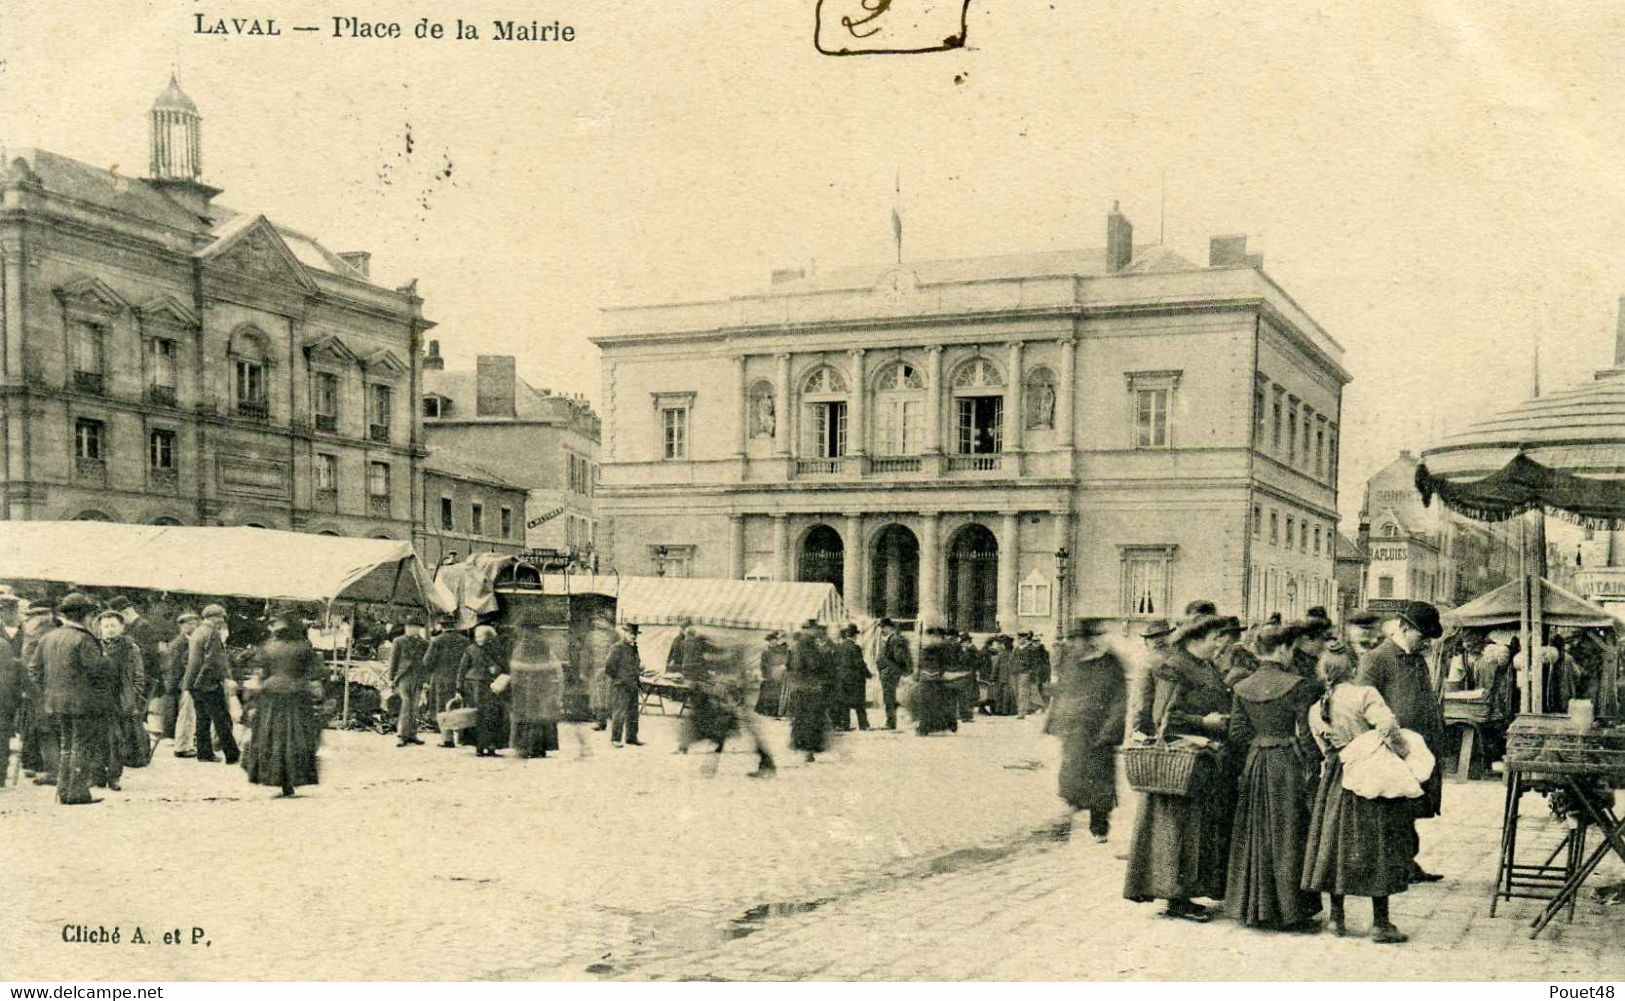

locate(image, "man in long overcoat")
[[1046, 617, 1127, 841], [875, 618, 912, 729], [389, 618, 430, 747], [605, 622, 644, 746], [185, 605, 239, 764], [831, 624, 872, 731], [1356, 599, 1446, 883], [34, 592, 110, 804]]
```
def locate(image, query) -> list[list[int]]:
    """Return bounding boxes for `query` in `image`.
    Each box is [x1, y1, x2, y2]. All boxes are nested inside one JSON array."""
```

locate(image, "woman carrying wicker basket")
[[1123, 613, 1235, 922], [1223, 622, 1324, 930]]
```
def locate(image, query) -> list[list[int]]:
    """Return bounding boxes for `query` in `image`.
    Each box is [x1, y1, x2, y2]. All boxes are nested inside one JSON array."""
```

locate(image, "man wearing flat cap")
[[185, 604, 239, 764], [163, 612, 199, 745], [389, 616, 430, 747], [1356, 599, 1447, 883], [32, 592, 110, 804]]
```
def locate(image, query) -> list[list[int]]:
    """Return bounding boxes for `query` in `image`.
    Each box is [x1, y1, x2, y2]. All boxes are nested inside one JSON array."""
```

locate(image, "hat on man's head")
[[97, 608, 124, 623], [1184, 599, 1218, 619], [1140, 619, 1175, 640], [106, 596, 132, 613], [840, 624, 859, 638], [1219, 615, 1245, 637], [1265, 612, 1282, 626], [1345, 608, 1380, 627], [268, 612, 304, 635], [1398, 601, 1444, 640], [175, 611, 199, 625], [201, 604, 227, 620], [763, 630, 780, 642], [1069, 616, 1113, 638], [1172, 613, 1228, 646], [878, 617, 896, 630], [801, 618, 820, 631], [1305, 605, 1330, 622], [24, 603, 53, 620], [57, 592, 96, 619]]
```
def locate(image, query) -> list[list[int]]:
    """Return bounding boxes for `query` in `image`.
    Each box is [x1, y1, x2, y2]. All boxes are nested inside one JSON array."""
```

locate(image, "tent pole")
[[1519, 514, 1532, 715], [342, 602, 356, 730]]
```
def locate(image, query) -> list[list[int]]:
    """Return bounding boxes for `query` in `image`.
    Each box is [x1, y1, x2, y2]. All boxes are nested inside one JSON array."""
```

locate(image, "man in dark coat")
[[34, 593, 109, 805], [162, 612, 198, 741], [1047, 617, 1127, 841], [111, 597, 162, 696], [424, 618, 471, 748], [875, 619, 911, 729], [831, 624, 872, 731], [19, 603, 57, 780], [389, 619, 430, 747], [605, 622, 644, 747], [185, 604, 239, 764], [954, 632, 982, 723], [1014, 632, 1052, 719], [1356, 599, 1446, 883], [0, 600, 17, 787]]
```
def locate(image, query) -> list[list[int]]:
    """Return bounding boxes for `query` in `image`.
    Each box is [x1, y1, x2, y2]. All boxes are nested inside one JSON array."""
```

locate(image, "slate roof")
[[423, 450, 526, 491]]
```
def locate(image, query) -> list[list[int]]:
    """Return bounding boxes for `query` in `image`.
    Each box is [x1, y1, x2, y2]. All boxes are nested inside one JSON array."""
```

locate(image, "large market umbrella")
[[1443, 576, 1619, 630], [1417, 367, 1625, 711]]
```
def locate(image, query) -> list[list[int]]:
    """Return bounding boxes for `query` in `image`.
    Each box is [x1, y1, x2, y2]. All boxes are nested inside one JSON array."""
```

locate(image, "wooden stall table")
[[1494, 714, 1625, 938], [639, 673, 691, 716]]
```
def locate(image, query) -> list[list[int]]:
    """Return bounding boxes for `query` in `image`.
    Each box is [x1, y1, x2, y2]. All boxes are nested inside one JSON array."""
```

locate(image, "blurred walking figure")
[[1014, 631, 1052, 718], [605, 622, 643, 747], [243, 613, 323, 798], [831, 624, 872, 731], [390, 617, 430, 747], [1046, 617, 1127, 842], [34, 592, 109, 805], [875, 619, 912, 729]]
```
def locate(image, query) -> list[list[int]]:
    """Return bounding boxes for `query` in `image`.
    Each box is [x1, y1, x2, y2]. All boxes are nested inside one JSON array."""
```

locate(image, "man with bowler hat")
[[1357, 599, 1447, 883], [605, 621, 644, 746]]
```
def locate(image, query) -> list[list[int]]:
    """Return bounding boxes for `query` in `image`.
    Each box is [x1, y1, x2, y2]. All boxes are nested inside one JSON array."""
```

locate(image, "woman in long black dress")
[[458, 625, 507, 757], [787, 621, 832, 761], [1224, 623, 1323, 930], [911, 626, 959, 736], [1302, 643, 1414, 943], [1122, 613, 1234, 921], [243, 614, 322, 797]]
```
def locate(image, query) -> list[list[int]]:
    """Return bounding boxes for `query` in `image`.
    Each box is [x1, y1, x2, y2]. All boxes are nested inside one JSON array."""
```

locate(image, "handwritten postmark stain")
[[815, 0, 970, 56]]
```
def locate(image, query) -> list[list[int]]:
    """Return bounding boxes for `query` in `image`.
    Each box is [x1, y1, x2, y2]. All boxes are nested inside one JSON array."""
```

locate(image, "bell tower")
[[147, 72, 219, 217]]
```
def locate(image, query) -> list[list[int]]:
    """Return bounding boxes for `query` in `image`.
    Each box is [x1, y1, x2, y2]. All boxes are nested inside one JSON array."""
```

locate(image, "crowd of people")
[[0, 589, 324, 803], [1040, 598, 1450, 945]]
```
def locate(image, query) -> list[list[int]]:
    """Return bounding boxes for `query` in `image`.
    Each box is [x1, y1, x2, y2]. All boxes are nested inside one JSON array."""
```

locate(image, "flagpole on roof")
[[892, 169, 903, 265]]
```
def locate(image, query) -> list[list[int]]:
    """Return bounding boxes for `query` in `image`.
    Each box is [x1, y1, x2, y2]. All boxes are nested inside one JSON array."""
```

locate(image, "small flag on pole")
[[816, 0, 970, 55], [891, 171, 903, 264]]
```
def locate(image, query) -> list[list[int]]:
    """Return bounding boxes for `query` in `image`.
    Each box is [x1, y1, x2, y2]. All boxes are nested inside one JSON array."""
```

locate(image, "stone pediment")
[[135, 294, 199, 329], [55, 276, 127, 315], [363, 348, 410, 377], [304, 333, 362, 366], [199, 215, 317, 293]]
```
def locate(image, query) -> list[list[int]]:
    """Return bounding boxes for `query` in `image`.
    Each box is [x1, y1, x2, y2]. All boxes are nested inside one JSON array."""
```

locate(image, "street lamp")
[[1053, 546, 1071, 637], [654, 545, 668, 578]]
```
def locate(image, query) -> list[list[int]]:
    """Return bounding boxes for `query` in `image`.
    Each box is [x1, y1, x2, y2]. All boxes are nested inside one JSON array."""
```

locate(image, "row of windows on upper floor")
[[1253, 375, 1339, 486], [1252, 502, 1334, 560], [64, 320, 404, 442], [434, 495, 516, 540], [70, 415, 398, 508]]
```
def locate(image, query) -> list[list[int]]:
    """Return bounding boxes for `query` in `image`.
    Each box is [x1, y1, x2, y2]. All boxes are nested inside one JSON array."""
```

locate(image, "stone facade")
[[594, 210, 1350, 638], [416, 453, 529, 567], [421, 345, 601, 558], [0, 78, 431, 537]]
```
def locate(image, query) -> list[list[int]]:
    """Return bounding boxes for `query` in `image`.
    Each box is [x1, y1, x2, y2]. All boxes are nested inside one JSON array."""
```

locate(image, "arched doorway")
[[870, 524, 919, 622], [947, 523, 999, 632], [798, 524, 845, 595]]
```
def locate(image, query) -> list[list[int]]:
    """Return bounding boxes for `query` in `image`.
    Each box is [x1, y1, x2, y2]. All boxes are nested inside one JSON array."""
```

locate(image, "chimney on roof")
[[476, 355, 517, 418], [423, 339, 444, 372], [1106, 202, 1133, 272], [1209, 235, 1250, 267], [338, 251, 371, 279]]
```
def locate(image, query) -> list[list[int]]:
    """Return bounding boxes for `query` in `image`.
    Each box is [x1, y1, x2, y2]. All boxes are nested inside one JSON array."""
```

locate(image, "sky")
[[5, 0, 1625, 527]]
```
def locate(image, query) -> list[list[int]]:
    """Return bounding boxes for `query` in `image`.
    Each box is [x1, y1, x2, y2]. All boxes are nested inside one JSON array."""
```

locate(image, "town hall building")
[[594, 208, 1350, 638]]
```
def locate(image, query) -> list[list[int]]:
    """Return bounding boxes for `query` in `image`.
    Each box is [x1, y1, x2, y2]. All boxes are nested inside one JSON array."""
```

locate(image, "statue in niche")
[[751, 384, 776, 438]]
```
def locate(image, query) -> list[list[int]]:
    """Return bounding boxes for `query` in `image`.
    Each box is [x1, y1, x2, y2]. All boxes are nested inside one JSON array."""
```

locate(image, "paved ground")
[[3, 711, 1620, 981]]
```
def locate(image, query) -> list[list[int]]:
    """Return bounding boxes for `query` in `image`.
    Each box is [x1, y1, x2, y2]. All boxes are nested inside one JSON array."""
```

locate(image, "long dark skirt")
[[1225, 743, 1321, 927], [682, 691, 741, 749], [511, 720, 560, 757], [1059, 734, 1116, 812], [1301, 747, 1411, 898], [117, 714, 151, 769], [244, 692, 320, 790], [789, 684, 829, 752], [473, 694, 505, 754], [910, 678, 959, 735], [1124, 753, 1233, 902], [989, 677, 1018, 716]]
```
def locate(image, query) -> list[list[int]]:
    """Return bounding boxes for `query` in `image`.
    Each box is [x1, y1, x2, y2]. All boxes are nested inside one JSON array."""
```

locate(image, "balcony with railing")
[[74, 456, 106, 481], [145, 384, 177, 408], [314, 488, 339, 513], [149, 467, 179, 492], [368, 423, 390, 443], [795, 458, 843, 477], [367, 494, 391, 516], [315, 414, 338, 434], [74, 370, 104, 395], [946, 454, 1002, 473], [237, 398, 270, 421], [870, 456, 922, 474]]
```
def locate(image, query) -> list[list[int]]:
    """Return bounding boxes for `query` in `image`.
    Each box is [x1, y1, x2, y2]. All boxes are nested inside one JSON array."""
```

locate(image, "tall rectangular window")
[[1122, 551, 1171, 617], [1286, 516, 1295, 551], [75, 418, 104, 460], [500, 507, 512, 539], [1271, 392, 1283, 453], [955, 396, 1003, 454], [1287, 406, 1298, 465], [314, 373, 340, 430], [440, 496, 454, 531], [370, 385, 392, 441], [878, 398, 921, 455], [1253, 381, 1267, 445], [1252, 505, 1262, 538], [316, 453, 338, 491], [1315, 428, 1325, 477], [235, 359, 266, 418], [148, 339, 177, 389], [1378, 576, 1394, 598], [1270, 512, 1279, 545], [367, 461, 390, 498], [148, 429, 176, 470], [74, 322, 104, 375], [810, 401, 848, 458], [1314, 526, 1322, 555], [662, 406, 688, 460], [471, 502, 484, 535], [1133, 389, 1169, 448]]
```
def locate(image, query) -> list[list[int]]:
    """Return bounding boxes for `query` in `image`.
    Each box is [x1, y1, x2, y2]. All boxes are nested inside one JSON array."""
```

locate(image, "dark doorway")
[[870, 524, 919, 622], [947, 523, 999, 632], [799, 524, 845, 595]]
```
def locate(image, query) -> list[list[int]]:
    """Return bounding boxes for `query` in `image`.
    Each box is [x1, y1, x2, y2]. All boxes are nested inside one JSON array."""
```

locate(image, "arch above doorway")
[[947, 523, 999, 632], [798, 523, 845, 595], [869, 523, 919, 623]]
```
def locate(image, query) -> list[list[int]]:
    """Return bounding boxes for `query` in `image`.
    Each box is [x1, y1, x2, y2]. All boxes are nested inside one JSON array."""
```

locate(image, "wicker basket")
[[1123, 742, 1210, 797]]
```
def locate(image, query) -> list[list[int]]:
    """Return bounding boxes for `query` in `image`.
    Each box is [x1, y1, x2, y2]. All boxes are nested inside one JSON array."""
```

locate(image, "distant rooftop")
[[768, 243, 1200, 293]]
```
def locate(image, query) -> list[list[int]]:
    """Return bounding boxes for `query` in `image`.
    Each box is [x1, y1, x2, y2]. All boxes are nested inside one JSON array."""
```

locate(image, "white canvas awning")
[[0, 522, 452, 610], [611, 575, 846, 631]]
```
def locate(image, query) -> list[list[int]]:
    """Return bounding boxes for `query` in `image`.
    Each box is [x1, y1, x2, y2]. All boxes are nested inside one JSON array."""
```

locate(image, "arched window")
[[950, 357, 1004, 455], [872, 361, 924, 456], [748, 379, 776, 438], [1023, 366, 1056, 430], [800, 365, 848, 459], [228, 325, 271, 420]]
